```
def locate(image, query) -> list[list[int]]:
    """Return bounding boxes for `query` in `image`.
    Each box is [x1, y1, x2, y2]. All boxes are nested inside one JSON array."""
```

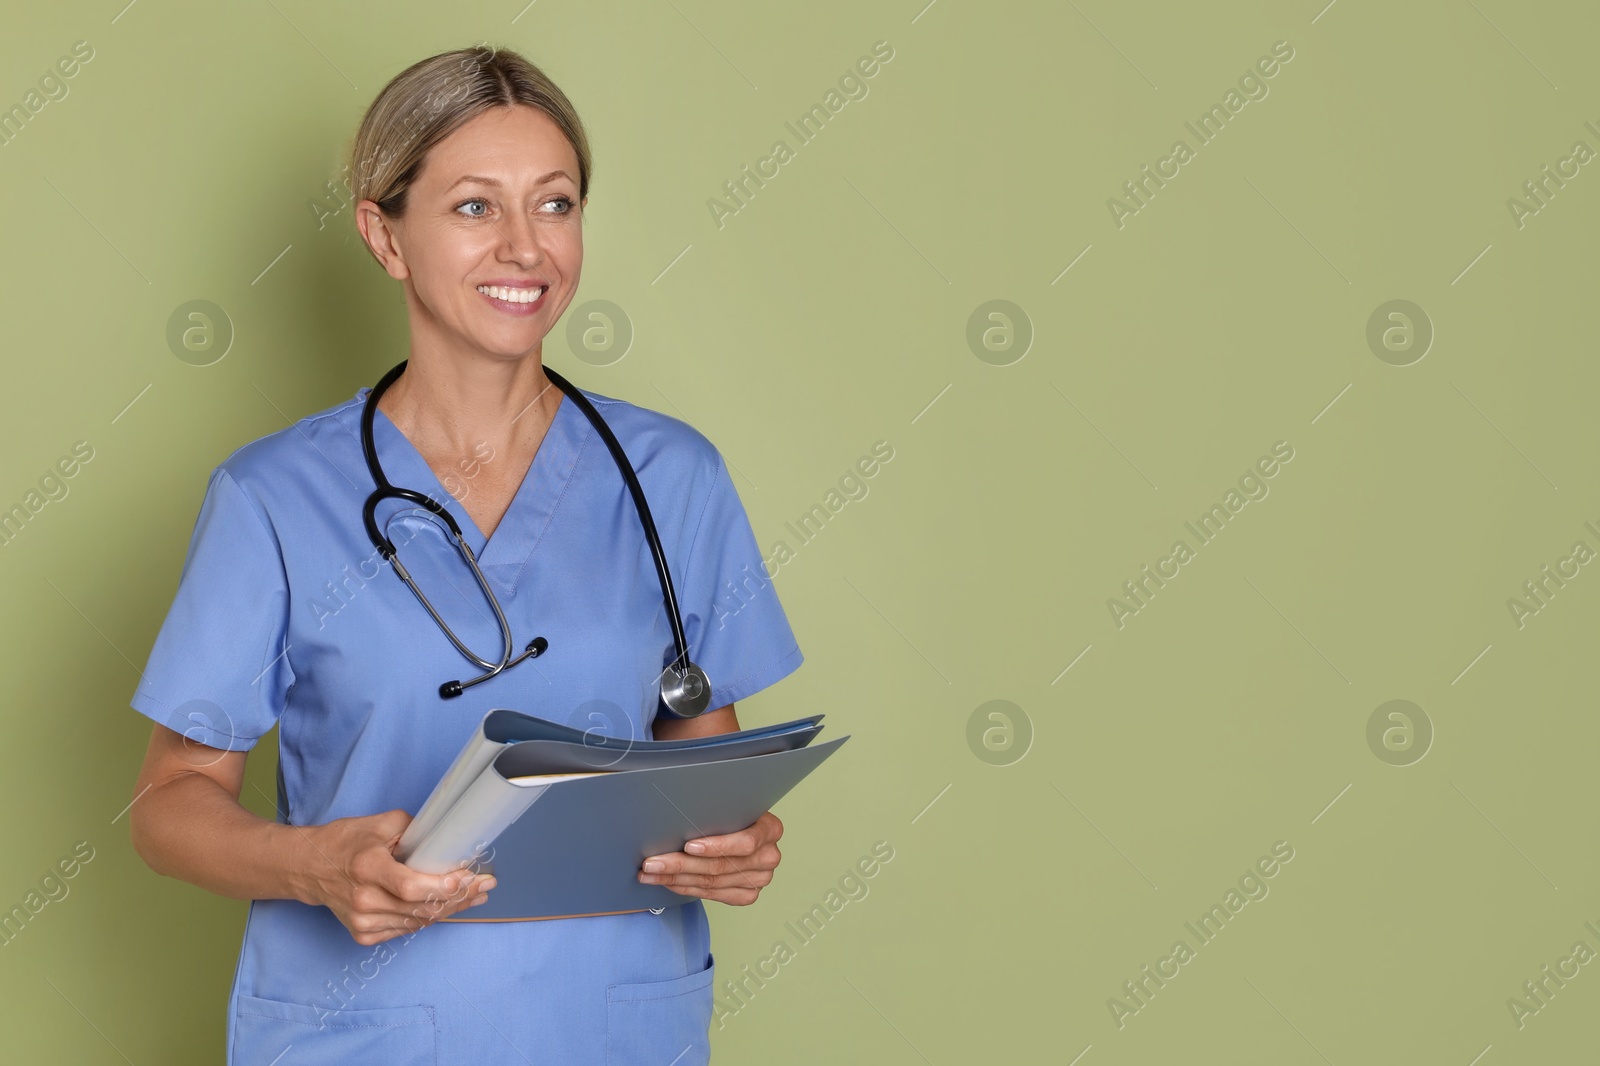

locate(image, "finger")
[[352, 872, 493, 934], [344, 896, 430, 943], [350, 879, 492, 942], [432, 873, 494, 909], [680, 811, 781, 859], [421, 890, 490, 922], [373, 885, 482, 932], [660, 882, 761, 906], [680, 828, 759, 859], [640, 864, 773, 891], [647, 829, 761, 867], [372, 853, 493, 905], [645, 840, 780, 875], [348, 880, 414, 919], [641, 852, 772, 878], [349, 880, 457, 927], [354, 910, 441, 945]]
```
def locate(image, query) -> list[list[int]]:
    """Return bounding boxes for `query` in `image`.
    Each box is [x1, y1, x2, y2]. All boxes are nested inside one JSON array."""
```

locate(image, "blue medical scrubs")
[[130, 378, 803, 1064]]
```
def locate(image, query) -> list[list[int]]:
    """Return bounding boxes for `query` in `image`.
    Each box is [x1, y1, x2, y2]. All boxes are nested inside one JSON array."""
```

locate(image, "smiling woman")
[[128, 43, 803, 1066]]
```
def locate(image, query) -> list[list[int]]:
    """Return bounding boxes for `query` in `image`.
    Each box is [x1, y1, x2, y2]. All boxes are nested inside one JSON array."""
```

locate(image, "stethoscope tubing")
[[540, 365, 692, 675], [357, 359, 699, 703]]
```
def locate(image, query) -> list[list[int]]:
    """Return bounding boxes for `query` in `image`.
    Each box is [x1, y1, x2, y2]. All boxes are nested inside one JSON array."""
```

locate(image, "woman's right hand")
[[304, 808, 495, 945]]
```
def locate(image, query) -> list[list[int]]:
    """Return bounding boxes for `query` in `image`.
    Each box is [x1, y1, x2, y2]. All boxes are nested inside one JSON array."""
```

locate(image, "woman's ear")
[[356, 200, 410, 280]]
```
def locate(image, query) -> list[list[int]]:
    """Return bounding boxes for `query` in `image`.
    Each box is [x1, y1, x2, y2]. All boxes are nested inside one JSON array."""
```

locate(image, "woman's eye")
[[456, 196, 574, 219]]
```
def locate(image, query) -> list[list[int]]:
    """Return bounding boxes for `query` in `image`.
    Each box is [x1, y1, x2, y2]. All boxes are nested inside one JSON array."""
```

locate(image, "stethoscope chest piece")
[[658, 660, 711, 719]]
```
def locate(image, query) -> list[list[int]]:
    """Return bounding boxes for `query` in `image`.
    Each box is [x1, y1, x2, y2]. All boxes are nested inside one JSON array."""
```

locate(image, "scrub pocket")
[[606, 954, 715, 1065], [233, 992, 437, 1065]]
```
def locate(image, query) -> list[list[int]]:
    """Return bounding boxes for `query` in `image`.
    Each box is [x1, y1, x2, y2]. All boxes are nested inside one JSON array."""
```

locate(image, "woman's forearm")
[[129, 771, 328, 905]]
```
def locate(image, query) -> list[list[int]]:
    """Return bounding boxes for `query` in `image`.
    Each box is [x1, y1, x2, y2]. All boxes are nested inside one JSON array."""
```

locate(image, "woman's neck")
[[377, 350, 560, 460]]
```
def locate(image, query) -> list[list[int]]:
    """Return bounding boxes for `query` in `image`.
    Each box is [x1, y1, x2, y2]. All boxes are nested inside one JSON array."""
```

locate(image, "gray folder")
[[411, 714, 847, 921]]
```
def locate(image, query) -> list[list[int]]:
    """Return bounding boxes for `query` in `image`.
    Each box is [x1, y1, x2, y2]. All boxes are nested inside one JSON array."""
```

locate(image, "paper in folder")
[[395, 710, 847, 920]]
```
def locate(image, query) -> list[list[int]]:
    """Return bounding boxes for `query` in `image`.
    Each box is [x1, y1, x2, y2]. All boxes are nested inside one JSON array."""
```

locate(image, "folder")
[[395, 711, 848, 921]]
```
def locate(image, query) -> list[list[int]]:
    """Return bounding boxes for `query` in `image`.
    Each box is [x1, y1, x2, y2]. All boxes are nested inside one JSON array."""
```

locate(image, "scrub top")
[[129, 378, 804, 1065]]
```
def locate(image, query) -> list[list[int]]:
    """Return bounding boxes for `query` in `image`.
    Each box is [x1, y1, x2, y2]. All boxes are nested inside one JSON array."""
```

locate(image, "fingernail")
[[642, 860, 664, 873], [479, 877, 497, 891], [685, 841, 706, 855]]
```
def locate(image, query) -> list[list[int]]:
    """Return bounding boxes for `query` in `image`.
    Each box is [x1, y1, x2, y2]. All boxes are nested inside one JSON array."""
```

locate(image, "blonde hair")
[[346, 44, 592, 222]]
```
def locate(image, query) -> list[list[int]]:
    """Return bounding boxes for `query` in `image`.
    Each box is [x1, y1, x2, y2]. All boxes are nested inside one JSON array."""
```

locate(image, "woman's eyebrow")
[[446, 170, 575, 191]]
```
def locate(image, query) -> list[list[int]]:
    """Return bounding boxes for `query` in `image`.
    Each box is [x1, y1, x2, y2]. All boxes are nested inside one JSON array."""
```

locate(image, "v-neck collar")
[[352, 384, 590, 587]]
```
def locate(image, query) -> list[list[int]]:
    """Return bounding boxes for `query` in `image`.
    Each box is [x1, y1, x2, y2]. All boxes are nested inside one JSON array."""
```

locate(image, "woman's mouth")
[[476, 284, 547, 315]]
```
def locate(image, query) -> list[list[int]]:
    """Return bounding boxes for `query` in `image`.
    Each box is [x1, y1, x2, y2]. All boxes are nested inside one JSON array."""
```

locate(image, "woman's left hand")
[[639, 811, 783, 905]]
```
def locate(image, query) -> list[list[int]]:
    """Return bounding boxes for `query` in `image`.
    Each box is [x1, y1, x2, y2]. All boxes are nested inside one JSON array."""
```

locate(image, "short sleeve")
[[130, 466, 293, 751], [677, 451, 803, 709]]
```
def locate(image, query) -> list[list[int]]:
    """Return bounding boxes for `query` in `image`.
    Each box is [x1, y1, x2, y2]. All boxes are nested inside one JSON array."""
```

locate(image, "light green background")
[[1, 0, 1596, 1061]]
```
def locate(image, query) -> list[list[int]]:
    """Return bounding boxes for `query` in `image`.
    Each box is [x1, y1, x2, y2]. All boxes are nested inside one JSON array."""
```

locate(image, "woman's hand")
[[638, 811, 783, 906], [305, 809, 495, 945], [128, 725, 492, 942]]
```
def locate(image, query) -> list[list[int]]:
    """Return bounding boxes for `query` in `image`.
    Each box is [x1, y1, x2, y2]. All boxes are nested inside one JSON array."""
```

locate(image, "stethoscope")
[[359, 359, 711, 718]]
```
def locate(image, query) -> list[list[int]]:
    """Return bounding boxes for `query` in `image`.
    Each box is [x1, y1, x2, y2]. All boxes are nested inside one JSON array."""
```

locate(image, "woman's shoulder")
[[208, 389, 366, 493], [574, 386, 726, 479]]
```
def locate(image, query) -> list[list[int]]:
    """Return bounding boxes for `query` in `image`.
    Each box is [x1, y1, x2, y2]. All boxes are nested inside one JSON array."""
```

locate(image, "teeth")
[[477, 285, 545, 303]]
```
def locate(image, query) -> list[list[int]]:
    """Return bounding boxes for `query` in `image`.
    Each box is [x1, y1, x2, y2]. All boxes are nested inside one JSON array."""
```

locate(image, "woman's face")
[[368, 104, 586, 364]]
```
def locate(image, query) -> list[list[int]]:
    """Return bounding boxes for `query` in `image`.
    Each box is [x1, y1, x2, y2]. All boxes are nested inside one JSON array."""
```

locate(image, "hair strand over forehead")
[[346, 43, 592, 222]]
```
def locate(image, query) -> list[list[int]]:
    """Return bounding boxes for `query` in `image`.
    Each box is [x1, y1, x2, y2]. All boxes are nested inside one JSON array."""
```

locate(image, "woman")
[[128, 44, 802, 1064]]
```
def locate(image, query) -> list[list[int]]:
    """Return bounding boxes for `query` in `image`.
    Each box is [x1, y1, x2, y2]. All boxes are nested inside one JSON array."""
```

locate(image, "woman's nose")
[[499, 209, 545, 263]]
